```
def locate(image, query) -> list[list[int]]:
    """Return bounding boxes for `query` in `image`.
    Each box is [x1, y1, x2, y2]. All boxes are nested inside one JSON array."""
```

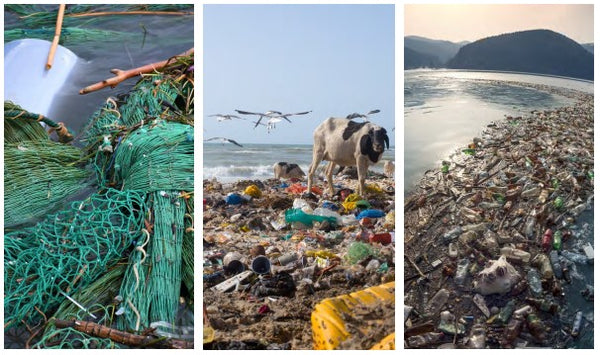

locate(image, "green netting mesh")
[[4, 102, 89, 229], [4, 49, 194, 348], [4, 188, 147, 328]]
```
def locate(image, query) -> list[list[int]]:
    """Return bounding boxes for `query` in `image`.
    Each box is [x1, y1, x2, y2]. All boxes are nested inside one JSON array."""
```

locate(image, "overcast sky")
[[204, 4, 395, 145], [405, 4, 594, 44]]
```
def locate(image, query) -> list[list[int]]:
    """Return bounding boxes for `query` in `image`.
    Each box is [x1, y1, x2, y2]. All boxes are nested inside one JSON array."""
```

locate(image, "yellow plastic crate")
[[311, 281, 395, 350]]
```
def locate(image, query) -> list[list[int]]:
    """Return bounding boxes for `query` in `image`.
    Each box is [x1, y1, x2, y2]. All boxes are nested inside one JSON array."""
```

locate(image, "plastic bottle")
[[531, 253, 553, 280], [582, 243, 594, 264], [407, 332, 445, 348], [527, 269, 543, 297], [525, 297, 559, 314], [472, 293, 490, 318], [497, 300, 516, 324], [527, 313, 546, 342], [467, 323, 486, 349], [426, 288, 449, 315], [524, 216, 536, 239], [541, 229, 552, 251], [503, 313, 524, 346], [514, 305, 532, 317], [443, 226, 463, 243], [557, 251, 586, 264], [571, 311, 583, 337], [448, 242, 458, 259], [553, 196, 564, 209], [454, 258, 470, 287], [562, 263, 572, 284], [549, 250, 563, 279], [501, 246, 531, 263], [552, 230, 562, 250]]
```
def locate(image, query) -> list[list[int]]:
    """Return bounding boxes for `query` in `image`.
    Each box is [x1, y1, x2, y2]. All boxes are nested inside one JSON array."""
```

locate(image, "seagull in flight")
[[235, 109, 312, 128], [204, 136, 243, 147], [208, 114, 245, 122], [346, 109, 381, 121]]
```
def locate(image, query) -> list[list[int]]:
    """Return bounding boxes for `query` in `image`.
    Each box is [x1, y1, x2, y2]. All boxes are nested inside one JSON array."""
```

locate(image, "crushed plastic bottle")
[[407, 332, 445, 348], [454, 258, 470, 287], [426, 288, 449, 315]]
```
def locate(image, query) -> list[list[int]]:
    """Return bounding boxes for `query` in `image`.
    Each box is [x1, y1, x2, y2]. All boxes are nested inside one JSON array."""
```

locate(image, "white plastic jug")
[[4, 39, 79, 117]]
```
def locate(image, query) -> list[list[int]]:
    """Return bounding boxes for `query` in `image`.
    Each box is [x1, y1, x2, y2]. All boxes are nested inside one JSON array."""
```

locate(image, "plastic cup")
[[251, 256, 271, 274]]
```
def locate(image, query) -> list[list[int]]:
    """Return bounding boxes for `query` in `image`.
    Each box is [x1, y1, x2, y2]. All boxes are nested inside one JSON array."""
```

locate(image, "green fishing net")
[[4, 49, 194, 349], [4, 102, 89, 229]]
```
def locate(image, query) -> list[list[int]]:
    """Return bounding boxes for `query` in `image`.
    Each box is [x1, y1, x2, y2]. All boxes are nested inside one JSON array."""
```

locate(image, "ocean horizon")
[[203, 142, 395, 183]]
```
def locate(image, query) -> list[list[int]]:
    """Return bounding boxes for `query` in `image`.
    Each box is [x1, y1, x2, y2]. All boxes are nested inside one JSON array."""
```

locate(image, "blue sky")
[[203, 4, 395, 145]]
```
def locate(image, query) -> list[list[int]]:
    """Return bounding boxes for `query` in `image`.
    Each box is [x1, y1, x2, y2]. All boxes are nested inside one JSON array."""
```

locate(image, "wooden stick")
[[67, 10, 192, 18], [46, 4, 66, 70], [79, 48, 194, 95], [53, 319, 193, 348]]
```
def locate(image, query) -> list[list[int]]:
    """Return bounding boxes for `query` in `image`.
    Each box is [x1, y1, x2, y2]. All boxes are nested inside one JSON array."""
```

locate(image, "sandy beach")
[[203, 172, 396, 349]]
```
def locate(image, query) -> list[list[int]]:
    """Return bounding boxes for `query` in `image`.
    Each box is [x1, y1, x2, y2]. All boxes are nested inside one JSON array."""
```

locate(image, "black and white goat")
[[306, 117, 389, 196]]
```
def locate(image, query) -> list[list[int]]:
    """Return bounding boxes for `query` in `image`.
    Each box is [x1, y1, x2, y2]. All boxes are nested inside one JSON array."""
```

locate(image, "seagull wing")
[[227, 138, 243, 147], [346, 113, 364, 119], [253, 115, 266, 128], [367, 109, 381, 115], [235, 109, 261, 115], [288, 110, 312, 116]]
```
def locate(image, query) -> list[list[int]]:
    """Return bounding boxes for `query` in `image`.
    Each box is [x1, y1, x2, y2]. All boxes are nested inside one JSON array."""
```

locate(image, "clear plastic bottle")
[[549, 250, 563, 279], [426, 288, 449, 315], [407, 332, 445, 348], [527, 268, 543, 296], [454, 258, 470, 287], [501, 246, 531, 263], [571, 311, 583, 337]]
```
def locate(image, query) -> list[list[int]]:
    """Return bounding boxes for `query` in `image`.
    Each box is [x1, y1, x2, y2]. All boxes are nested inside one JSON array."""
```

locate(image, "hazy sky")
[[405, 4, 594, 43], [204, 4, 395, 145]]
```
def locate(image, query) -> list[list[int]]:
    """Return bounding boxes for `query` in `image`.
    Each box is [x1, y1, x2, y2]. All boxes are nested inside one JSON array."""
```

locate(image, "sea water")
[[203, 143, 395, 183], [405, 69, 594, 348]]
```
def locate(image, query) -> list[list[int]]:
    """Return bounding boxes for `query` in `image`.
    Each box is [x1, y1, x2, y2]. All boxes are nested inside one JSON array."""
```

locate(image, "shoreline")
[[203, 172, 396, 349], [404, 84, 594, 348]]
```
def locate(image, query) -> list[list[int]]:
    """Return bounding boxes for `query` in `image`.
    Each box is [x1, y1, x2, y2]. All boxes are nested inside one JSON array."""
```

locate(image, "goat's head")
[[360, 125, 389, 163], [369, 126, 389, 153]]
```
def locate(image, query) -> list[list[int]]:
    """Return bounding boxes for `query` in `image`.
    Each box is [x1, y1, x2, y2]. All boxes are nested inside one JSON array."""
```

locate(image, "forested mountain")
[[446, 29, 593, 80]]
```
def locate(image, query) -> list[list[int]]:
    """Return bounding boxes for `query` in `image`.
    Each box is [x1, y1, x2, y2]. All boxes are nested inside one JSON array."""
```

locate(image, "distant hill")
[[582, 43, 594, 54], [404, 46, 441, 69], [405, 35, 467, 65], [447, 29, 593, 80]]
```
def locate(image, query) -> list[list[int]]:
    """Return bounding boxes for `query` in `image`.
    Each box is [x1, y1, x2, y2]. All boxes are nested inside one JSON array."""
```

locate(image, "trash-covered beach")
[[203, 172, 396, 350], [404, 82, 594, 348]]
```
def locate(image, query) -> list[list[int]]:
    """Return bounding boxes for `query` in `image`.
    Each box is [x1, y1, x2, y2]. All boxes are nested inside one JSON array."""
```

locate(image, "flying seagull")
[[204, 136, 243, 147], [235, 109, 312, 128], [208, 114, 244, 122], [346, 109, 381, 120]]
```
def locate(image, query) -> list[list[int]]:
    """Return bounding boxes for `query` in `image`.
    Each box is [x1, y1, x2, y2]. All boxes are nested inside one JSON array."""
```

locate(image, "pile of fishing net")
[[4, 51, 194, 349]]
